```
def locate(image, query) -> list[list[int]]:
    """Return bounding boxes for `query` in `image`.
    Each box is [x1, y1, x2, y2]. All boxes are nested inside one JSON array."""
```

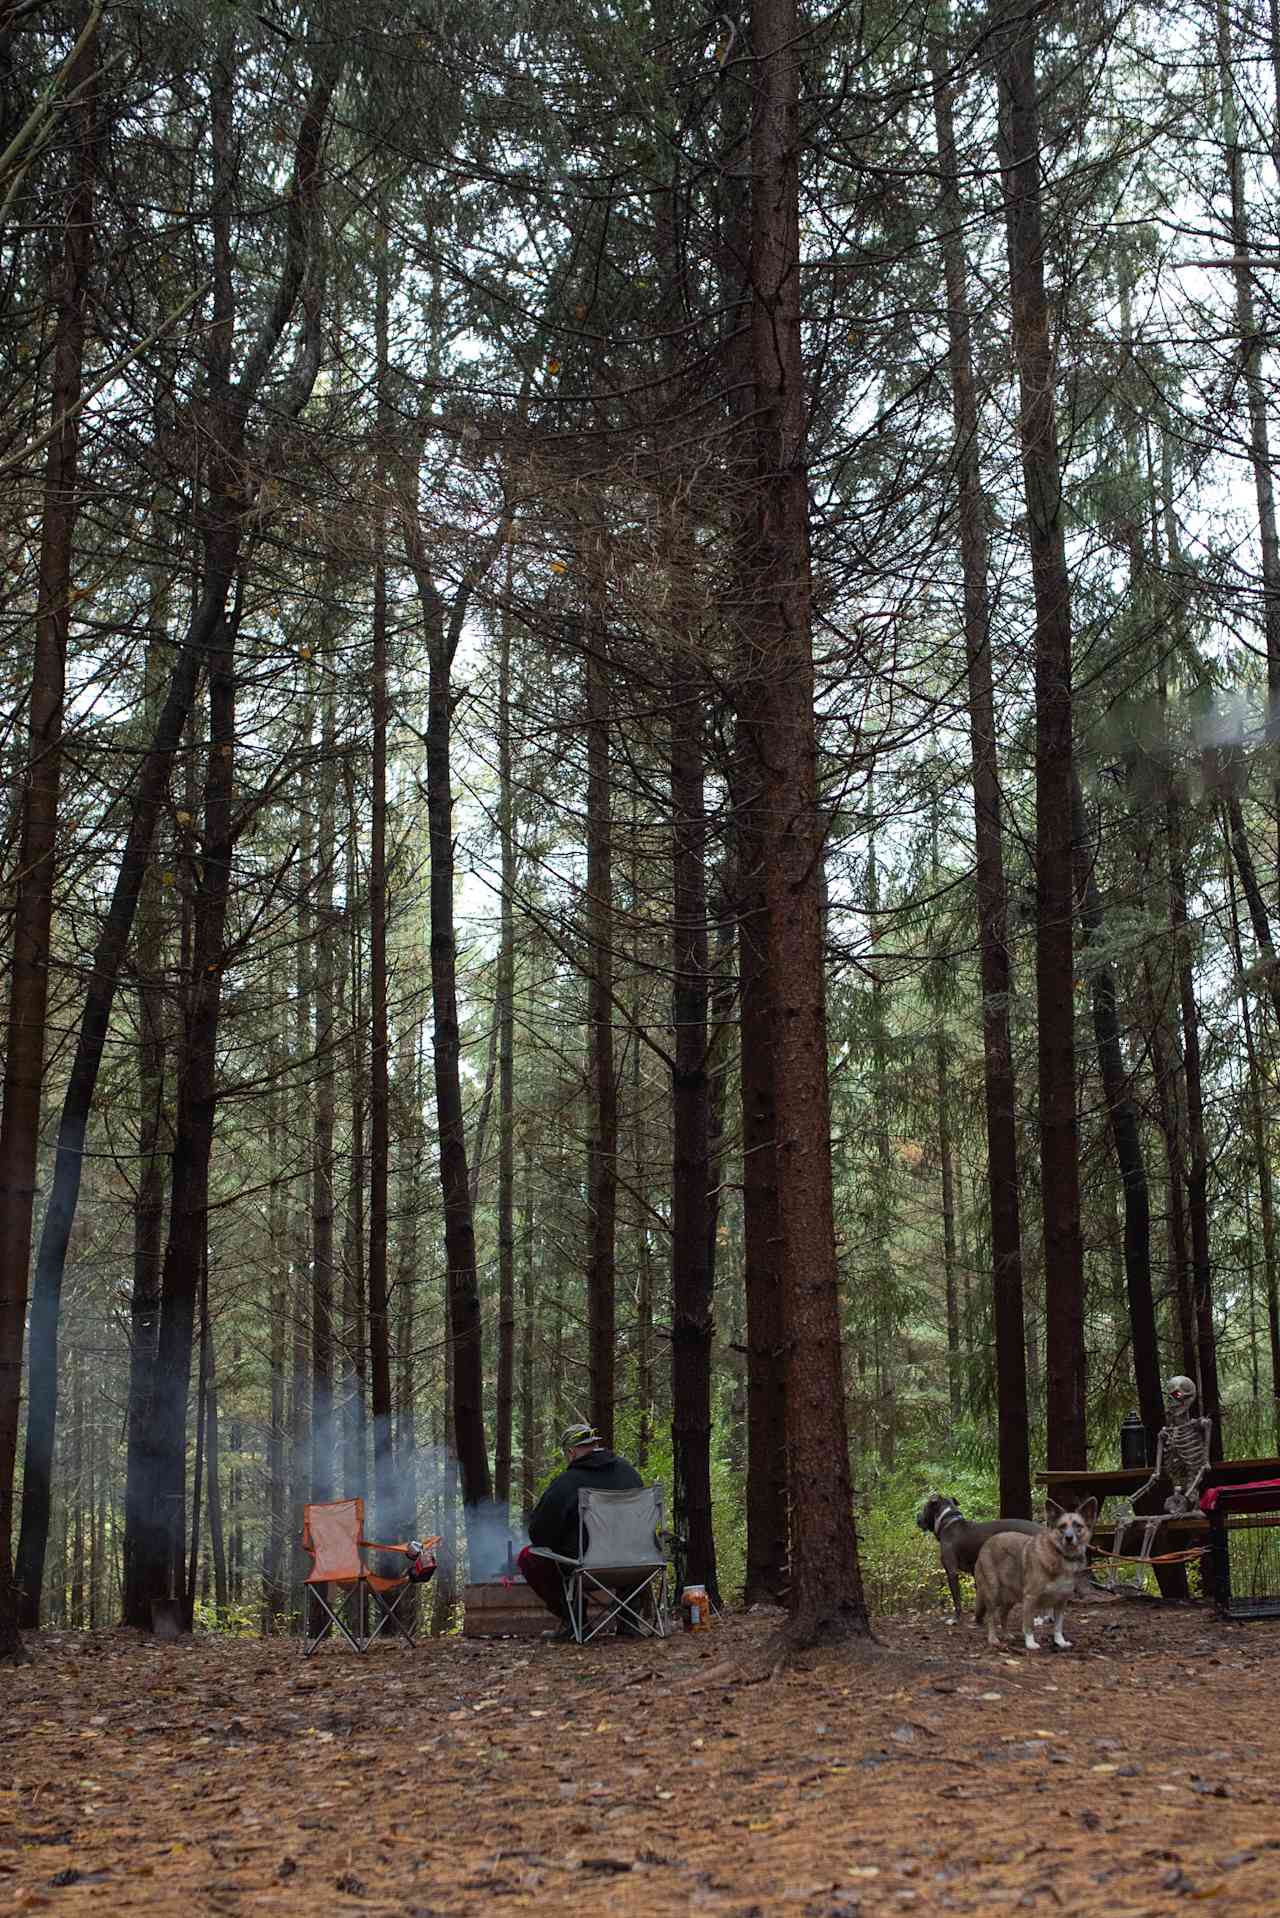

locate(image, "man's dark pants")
[[519, 1544, 569, 1622]]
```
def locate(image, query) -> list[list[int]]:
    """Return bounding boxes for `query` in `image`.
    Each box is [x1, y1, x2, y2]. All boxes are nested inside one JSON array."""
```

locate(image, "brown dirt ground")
[[4, 1600, 1280, 1917]]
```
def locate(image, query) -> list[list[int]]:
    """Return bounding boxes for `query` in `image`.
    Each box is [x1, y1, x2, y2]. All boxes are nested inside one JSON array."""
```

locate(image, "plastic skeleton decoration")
[[1113, 1375, 1212, 1561]]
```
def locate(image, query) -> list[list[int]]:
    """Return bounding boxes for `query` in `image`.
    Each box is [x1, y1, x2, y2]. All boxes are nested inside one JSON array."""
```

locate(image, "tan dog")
[[973, 1498, 1098, 1651]]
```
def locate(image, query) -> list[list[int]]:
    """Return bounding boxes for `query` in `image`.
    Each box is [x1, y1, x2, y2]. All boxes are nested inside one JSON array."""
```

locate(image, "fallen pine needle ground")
[[3, 1604, 1279, 1915]]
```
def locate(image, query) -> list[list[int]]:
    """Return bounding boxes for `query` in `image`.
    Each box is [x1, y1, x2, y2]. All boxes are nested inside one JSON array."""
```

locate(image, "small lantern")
[[1120, 1411, 1149, 1469]]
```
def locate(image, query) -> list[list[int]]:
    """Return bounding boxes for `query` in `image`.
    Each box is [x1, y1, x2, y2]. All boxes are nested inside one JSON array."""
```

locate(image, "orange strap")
[[1089, 1543, 1208, 1565]]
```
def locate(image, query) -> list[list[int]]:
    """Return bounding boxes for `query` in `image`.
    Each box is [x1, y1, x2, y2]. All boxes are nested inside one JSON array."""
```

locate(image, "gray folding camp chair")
[[527, 1485, 669, 1644]]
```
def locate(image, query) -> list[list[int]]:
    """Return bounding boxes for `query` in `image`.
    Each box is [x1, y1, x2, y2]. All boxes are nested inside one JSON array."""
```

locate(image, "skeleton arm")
[[1117, 1426, 1166, 1521]]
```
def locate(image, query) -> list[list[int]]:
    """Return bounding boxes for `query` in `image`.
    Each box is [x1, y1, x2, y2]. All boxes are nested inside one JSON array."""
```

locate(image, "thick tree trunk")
[[670, 677, 718, 1600], [2, 16, 97, 1651], [930, 25, 1030, 1512], [995, 3, 1086, 1470], [749, 0, 867, 1640]]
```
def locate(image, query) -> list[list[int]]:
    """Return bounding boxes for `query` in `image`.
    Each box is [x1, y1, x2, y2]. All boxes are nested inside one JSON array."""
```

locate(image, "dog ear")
[[1078, 1497, 1098, 1528], [1045, 1498, 1063, 1522]]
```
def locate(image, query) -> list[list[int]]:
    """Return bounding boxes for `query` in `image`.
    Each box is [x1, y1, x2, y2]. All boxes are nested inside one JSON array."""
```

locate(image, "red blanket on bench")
[[1200, 1479, 1280, 1515]]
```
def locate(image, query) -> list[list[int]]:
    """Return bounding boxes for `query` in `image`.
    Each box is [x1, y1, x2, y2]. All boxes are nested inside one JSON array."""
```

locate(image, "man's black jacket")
[[527, 1447, 644, 1559]]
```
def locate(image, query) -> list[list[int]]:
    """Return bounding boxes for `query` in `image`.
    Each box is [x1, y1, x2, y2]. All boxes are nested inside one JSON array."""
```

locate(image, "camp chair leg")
[[364, 1585, 416, 1650], [303, 1585, 366, 1656], [575, 1566, 668, 1643]]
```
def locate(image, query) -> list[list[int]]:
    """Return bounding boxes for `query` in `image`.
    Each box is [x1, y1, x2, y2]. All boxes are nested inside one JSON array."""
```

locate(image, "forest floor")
[[4, 1600, 1280, 1917]]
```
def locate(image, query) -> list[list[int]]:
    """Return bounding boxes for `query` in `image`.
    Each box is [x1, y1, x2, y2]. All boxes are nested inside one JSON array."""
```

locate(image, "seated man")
[[519, 1422, 643, 1639]]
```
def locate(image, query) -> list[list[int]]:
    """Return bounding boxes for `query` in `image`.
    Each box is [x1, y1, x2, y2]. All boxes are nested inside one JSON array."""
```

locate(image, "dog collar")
[[932, 1507, 963, 1538]]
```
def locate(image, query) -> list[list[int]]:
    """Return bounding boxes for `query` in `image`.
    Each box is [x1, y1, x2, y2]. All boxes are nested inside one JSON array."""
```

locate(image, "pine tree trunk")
[[312, 687, 337, 1504], [1165, 749, 1222, 1453], [929, 24, 1030, 1511], [2, 17, 97, 1650], [291, 704, 314, 1625], [585, 628, 617, 1445], [1070, 776, 1163, 1440], [121, 631, 172, 1630], [670, 675, 718, 1599], [1215, 0, 1280, 823], [204, 1305, 228, 1625], [398, 468, 492, 1511], [495, 567, 517, 1506], [139, 612, 237, 1623], [368, 231, 394, 1538], [734, 757, 789, 1601], [519, 1135, 537, 1520], [749, 0, 867, 1640], [995, 2, 1086, 1470], [263, 1044, 287, 1631], [1224, 835, 1280, 1443]]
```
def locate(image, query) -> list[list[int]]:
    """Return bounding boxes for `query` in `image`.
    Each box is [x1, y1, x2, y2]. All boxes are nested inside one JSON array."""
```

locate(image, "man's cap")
[[560, 1421, 603, 1452]]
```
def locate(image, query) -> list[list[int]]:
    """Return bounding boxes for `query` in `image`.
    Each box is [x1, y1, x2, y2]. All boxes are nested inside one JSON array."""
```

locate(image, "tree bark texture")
[[584, 624, 617, 1446], [311, 688, 337, 1505], [1165, 759, 1222, 1454], [1070, 777, 1163, 1441], [1, 13, 97, 1651], [399, 456, 493, 1511], [749, 0, 867, 1639], [670, 678, 718, 1599], [494, 568, 517, 1507], [995, 4, 1086, 1470], [930, 24, 1031, 1513], [1224, 849, 1280, 1445]]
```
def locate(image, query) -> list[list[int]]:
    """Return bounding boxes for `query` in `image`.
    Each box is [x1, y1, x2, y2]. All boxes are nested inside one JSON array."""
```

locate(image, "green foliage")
[[856, 1439, 1006, 1617], [192, 1596, 261, 1638]]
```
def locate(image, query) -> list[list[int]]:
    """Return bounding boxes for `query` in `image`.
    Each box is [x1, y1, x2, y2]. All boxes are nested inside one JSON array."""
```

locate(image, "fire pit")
[[463, 1540, 547, 1639]]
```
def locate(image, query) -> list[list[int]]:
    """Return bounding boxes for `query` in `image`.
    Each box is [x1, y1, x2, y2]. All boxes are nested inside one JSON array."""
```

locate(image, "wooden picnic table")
[[1035, 1457, 1280, 1503], [1034, 1458, 1280, 1599]]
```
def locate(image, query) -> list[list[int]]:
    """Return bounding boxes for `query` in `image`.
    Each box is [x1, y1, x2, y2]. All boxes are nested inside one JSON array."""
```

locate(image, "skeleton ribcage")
[[1166, 1422, 1207, 1481]]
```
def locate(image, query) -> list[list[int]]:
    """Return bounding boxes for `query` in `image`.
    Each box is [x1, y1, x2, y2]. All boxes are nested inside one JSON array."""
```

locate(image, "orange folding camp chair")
[[300, 1498, 415, 1655]]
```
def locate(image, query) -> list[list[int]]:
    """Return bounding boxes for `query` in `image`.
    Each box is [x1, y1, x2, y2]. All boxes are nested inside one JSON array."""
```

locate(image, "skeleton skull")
[[1166, 1375, 1197, 1415]]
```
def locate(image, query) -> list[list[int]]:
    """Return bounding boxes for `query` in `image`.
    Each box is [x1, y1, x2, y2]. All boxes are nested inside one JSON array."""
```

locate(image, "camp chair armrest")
[[361, 1537, 409, 1553], [526, 1546, 580, 1566]]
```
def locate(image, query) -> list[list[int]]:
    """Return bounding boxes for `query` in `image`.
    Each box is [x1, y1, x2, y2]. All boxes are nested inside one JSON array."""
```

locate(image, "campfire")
[[463, 1536, 545, 1638]]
